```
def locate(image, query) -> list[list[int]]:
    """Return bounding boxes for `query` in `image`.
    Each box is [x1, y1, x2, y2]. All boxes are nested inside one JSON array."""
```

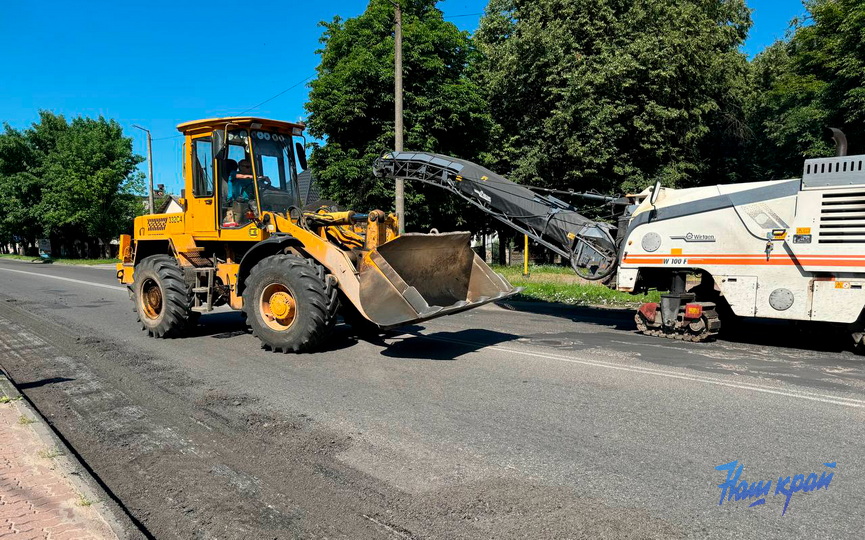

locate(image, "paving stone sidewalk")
[[0, 384, 118, 539]]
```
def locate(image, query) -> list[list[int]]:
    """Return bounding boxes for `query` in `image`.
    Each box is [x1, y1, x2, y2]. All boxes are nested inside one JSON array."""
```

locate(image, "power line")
[[144, 74, 315, 141], [142, 9, 480, 141], [444, 12, 483, 19], [238, 75, 315, 115]]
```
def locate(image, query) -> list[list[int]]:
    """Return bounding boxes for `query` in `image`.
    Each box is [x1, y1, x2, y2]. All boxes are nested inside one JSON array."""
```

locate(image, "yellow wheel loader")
[[116, 117, 517, 352]]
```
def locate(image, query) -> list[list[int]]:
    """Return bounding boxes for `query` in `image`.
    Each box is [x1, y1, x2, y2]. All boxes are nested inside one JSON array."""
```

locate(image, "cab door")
[[187, 135, 218, 238]]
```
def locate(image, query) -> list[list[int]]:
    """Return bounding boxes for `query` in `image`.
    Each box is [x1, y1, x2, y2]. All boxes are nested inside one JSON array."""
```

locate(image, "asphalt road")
[[0, 257, 863, 539]]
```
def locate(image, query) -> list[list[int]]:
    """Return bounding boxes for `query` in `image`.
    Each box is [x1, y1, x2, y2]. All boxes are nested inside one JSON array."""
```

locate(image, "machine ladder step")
[[191, 266, 216, 313]]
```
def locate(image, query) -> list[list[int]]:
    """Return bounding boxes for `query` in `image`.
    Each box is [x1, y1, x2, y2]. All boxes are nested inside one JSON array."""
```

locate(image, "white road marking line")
[[610, 339, 684, 351], [419, 334, 865, 409], [0, 267, 127, 292]]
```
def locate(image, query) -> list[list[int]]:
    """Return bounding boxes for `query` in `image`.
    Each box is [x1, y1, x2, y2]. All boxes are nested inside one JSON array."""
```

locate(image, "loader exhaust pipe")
[[830, 127, 848, 157]]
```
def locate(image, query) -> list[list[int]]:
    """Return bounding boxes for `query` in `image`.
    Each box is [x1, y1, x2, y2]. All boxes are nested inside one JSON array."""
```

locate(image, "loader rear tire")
[[133, 255, 195, 338], [243, 255, 338, 353]]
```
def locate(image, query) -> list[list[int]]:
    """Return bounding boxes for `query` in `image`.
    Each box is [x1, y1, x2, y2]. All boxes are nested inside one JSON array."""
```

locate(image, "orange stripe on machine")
[[623, 254, 865, 267]]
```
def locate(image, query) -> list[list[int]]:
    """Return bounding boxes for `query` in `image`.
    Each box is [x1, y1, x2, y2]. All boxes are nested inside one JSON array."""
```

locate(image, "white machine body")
[[618, 154, 865, 325]]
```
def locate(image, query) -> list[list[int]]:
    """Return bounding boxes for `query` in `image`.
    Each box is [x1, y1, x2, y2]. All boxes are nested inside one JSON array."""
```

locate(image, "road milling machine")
[[374, 132, 865, 349], [116, 117, 517, 352]]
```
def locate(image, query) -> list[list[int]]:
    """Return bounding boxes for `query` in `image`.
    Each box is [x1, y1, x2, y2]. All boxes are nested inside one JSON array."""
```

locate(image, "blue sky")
[[1, 0, 806, 195]]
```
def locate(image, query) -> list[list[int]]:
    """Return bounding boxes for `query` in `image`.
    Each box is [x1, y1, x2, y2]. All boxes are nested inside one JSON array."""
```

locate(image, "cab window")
[[218, 129, 257, 229], [249, 130, 300, 215], [192, 138, 213, 197]]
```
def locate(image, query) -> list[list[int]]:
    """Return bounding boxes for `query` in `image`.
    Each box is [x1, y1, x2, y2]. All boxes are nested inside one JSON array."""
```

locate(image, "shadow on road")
[[191, 312, 249, 339], [496, 300, 861, 356], [380, 328, 520, 361], [496, 300, 637, 331], [716, 319, 857, 353], [17, 377, 75, 390], [192, 312, 361, 353]]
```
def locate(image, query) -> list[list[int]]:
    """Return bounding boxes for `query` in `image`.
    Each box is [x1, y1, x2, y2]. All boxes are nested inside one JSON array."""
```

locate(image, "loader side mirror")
[[295, 142, 308, 170], [649, 181, 662, 206], [213, 130, 225, 157]]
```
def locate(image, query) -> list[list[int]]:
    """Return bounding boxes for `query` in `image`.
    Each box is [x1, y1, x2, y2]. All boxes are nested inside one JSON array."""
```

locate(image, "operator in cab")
[[228, 159, 256, 200], [223, 159, 269, 228]]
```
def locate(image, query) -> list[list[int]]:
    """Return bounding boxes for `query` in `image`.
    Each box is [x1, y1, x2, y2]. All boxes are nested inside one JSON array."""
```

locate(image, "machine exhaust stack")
[[830, 127, 848, 157]]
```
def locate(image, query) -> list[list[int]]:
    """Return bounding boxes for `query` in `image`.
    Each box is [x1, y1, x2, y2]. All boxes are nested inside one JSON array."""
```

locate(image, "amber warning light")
[[684, 303, 703, 319]]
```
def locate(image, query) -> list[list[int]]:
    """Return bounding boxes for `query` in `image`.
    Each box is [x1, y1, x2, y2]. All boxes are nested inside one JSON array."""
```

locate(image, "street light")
[[132, 125, 155, 215]]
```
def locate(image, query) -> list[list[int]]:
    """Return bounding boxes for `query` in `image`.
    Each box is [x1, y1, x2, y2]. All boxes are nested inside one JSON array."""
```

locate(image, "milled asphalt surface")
[[0, 258, 863, 538]]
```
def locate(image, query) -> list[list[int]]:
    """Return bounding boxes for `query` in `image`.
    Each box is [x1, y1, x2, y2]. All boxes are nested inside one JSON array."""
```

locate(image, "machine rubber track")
[[635, 309, 721, 343]]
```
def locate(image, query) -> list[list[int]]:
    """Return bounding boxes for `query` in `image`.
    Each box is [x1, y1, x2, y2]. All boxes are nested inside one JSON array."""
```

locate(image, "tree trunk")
[[497, 232, 508, 265]]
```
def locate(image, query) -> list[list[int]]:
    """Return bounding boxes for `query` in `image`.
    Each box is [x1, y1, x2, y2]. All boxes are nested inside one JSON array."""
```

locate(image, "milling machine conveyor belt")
[[373, 151, 618, 279]]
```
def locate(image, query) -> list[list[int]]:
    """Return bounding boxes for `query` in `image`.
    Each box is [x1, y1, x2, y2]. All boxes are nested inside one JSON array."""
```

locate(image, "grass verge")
[[38, 447, 64, 459], [0, 254, 119, 265], [493, 264, 660, 307]]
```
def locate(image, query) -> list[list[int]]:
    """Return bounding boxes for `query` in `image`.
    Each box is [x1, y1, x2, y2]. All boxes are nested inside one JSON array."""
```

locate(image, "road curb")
[[0, 363, 143, 539]]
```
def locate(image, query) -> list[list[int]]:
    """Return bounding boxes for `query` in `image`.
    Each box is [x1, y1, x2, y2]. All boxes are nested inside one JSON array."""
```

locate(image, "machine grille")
[[802, 155, 865, 189], [819, 191, 865, 243]]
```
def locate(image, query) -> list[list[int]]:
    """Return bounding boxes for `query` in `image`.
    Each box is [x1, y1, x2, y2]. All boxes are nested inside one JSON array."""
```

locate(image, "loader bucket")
[[355, 232, 520, 328]]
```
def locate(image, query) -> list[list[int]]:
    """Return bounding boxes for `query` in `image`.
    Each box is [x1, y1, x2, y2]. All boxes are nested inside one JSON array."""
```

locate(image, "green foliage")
[[39, 115, 144, 239], [304, 0, 865, 237], [475, 0, 752, 193], [0, 112, 144, 249], [747, 0, 865, 179], [306, 0, 493, 231], [0, 124, 44, 245], [494, 264, 660, 306]]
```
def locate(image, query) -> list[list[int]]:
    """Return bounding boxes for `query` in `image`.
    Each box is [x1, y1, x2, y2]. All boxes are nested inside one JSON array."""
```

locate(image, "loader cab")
[[178, 117, 307, 237]]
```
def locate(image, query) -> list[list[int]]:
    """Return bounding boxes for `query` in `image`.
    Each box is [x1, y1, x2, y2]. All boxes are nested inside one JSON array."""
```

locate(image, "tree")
[[475, 0, 752, 194], [0, 124, 43, 251], [306, 0, 493, 231], [0, 112, 144, 256], [747, 0, 865, 179], [39, 115, 144, 249]]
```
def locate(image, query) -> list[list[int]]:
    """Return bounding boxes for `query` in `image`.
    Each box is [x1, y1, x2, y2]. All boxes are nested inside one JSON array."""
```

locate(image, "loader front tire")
[[244, 255, 338, 353], [134, 255, 195, 338]]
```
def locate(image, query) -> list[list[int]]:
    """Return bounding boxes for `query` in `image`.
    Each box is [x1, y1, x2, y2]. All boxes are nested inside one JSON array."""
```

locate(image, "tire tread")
[[243, 255, 338, 353], [134, 254, 195, 338]]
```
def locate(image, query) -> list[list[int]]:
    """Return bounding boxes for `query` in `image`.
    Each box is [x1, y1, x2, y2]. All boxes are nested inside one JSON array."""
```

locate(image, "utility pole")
[[394, 2, 405, 233], [133, 125, 155, 214]]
